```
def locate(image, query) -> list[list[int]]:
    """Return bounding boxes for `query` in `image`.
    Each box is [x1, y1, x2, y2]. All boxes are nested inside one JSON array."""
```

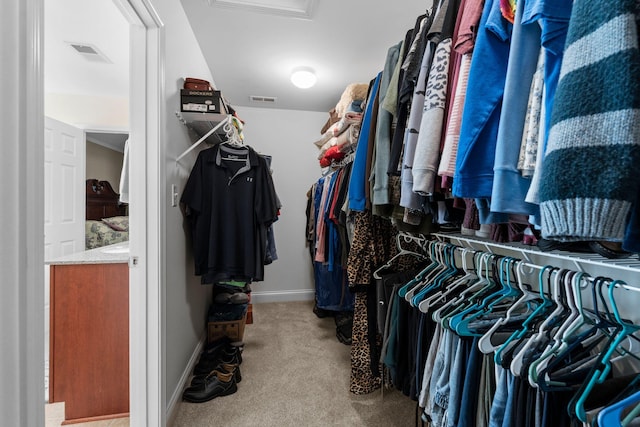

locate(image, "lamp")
[[290, 67, 317, 89]]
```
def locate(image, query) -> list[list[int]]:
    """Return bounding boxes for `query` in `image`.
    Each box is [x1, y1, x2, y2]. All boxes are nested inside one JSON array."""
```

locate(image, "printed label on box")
[[183, 103, 209, 112]]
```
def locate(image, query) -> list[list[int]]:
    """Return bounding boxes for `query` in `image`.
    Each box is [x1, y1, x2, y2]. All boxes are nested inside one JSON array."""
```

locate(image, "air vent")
[[66, 42, 112, 64], [249, 95, 277, 103], [70, 44, 99, 54]]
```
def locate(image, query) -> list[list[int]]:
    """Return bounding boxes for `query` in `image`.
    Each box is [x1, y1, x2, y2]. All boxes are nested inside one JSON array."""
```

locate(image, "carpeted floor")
[[172, 301, 416, 427]]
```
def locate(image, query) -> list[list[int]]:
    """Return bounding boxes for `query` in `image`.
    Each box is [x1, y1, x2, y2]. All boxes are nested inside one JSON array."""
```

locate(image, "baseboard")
[[250, 289, 315, 303], [166, 334, 206, 427]]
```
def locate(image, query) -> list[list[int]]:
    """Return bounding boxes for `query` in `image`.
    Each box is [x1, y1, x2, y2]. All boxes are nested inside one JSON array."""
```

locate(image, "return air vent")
[[66, 42, 112, 64], [249, 95, 277, 103]]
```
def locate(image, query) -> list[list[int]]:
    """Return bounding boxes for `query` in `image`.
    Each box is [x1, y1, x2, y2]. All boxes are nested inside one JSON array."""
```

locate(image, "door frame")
[[117, 0, 165, 425], [23, 0, 164, 425]]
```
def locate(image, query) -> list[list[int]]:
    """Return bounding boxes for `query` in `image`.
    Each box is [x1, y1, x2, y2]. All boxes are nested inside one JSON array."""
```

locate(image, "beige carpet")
[[172, 301, 416, 427]]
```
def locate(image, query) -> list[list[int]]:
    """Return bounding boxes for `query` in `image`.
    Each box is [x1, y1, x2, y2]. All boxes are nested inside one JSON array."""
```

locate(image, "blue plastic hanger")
[[598, 390, 640, 427]]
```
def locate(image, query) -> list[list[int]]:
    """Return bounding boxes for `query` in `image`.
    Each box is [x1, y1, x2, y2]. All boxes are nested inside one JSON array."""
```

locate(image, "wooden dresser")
[[49, 249, 129, 424]]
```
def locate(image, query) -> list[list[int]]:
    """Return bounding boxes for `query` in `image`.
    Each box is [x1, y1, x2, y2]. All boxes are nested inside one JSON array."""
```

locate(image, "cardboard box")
[[208, 313, 247, 343], [180, 89, 226, 113]]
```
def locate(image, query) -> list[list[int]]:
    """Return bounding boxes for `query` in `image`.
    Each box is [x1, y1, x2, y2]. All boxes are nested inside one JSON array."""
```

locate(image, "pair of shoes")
[[194, 341, 243, 376], [191, 362, 241, 386], [182, 370, 237, 403]]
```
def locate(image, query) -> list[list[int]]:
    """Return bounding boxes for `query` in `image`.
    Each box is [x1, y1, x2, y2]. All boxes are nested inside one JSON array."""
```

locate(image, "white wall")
[[44, 93, 128, 130], [149, 0, 220, 417], [235, 106, 328, 302], [85, 141, 124, 188]]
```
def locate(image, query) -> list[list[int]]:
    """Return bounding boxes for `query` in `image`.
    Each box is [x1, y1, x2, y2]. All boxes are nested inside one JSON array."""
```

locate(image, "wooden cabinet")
[[49, 263, 129, 424]]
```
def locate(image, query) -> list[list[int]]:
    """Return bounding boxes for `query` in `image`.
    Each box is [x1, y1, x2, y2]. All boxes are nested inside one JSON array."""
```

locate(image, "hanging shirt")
[[452, 0, 513, 199], [181, 144, 279, 283]]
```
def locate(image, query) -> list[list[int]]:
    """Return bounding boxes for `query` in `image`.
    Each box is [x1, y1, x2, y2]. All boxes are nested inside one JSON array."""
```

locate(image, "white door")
[[44, 116, 86, 260], [43, 116, 85, 399]]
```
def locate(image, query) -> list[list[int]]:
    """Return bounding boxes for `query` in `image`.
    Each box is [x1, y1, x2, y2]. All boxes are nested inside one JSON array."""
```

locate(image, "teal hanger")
[[404, 242, 451, 302], [452, 257, 522, 337], [515, 270, 583, 381], [411, 244, 460, 308], [420, 247, 478, 314], [397, 241, 439, 298], [493, 265, 556, 366], [573, 279, 640, 423], [437, 252, 495, 330], [478, 260, 543, 356], [431, 250, 483, 324], [446, 254, 505, 334]]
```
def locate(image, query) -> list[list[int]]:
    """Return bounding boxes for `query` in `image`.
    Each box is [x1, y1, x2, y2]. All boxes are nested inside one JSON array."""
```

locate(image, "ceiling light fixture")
[[290, 67, 317, 89]]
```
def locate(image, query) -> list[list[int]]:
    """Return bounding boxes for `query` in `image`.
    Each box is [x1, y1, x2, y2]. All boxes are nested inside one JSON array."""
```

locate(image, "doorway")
[[41, 0, 163, 425]]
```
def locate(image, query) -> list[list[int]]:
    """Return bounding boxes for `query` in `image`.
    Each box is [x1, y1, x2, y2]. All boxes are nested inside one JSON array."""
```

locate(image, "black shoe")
[[182, 370, 237, 403], [194, 345, 243, 376], [191, 362, 241, 386], [198, 337, 233, 364]]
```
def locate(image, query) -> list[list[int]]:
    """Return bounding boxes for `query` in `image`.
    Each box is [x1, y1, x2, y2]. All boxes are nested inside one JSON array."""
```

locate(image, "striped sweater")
[[539, 0, 640, 241]]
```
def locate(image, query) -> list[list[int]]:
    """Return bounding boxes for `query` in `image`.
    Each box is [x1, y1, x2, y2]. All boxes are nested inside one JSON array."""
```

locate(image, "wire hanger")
[[222, 118, 243, 147]]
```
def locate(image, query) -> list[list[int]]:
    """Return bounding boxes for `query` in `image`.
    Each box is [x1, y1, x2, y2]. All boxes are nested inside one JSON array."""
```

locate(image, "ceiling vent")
[[66, 42, 112, 64], [205, 0, 315, 19], [249, 95, 278, 103]]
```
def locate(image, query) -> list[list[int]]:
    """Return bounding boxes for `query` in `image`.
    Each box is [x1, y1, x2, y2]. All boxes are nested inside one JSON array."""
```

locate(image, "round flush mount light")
[[290, 67, 317, 89]]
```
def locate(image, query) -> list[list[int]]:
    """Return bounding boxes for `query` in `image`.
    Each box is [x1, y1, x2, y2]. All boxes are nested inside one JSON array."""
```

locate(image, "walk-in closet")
[[7, 0, 640, 426]]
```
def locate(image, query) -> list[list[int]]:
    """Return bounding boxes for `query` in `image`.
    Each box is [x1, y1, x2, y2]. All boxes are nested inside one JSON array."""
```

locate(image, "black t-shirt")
[[181, 144, 279, 283]]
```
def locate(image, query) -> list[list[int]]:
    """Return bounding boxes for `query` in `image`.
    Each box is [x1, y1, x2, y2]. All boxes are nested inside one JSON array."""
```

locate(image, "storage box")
[[180, 89, 226, 113], [208, 313, 247, 344]]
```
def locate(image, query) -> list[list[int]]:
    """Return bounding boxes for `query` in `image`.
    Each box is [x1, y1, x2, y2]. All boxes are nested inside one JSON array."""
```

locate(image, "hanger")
[[431, 251, 486, 325], [598, 389, 640, 427], [373, 232, 429, 280], [532, 276, 620, 392], [477, 260, 542, 355], [397, 241, 441, 299], [526, 271, 596, 386], [221, 118, 244, 148], [418, 247, 477, 313], [510, 269, 579, 377], [571, 279, 640, 422], [440, 252, 500, 332], [492, 265, 557, 367], [411, 244, 461, 309]]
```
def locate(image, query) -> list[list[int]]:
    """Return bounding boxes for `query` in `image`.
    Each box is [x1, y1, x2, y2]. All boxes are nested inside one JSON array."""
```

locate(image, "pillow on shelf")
[[101, 216, 129, 232]]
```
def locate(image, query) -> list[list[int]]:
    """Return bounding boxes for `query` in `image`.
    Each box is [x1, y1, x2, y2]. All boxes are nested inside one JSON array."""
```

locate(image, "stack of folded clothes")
[[314, 83, 369, 168], [182, 336, 244, 403]]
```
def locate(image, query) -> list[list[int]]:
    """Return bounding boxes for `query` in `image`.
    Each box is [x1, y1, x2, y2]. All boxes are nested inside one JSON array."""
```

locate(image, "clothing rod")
[[176, 114, 230, 163], [426, 239, 640, 292], [433, 232, 640, 274]]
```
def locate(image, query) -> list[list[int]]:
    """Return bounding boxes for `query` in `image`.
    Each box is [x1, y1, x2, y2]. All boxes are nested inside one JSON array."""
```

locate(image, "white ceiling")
[[181, 0, 429, 112], [46, 0, 429, 115], [45, 0, 130, 98]]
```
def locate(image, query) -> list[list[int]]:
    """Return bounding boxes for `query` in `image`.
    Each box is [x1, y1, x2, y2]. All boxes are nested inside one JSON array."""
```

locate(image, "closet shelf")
[[175, 112, 231, 163], [434, 232, 640, 275]]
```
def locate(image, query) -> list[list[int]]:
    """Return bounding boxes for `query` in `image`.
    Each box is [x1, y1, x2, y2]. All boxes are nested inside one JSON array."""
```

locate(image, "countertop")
[[46, 241, 129, 265]]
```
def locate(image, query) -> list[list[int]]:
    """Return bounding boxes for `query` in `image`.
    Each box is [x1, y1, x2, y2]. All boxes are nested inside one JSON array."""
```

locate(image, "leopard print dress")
[[347, 211, 397, 394]]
